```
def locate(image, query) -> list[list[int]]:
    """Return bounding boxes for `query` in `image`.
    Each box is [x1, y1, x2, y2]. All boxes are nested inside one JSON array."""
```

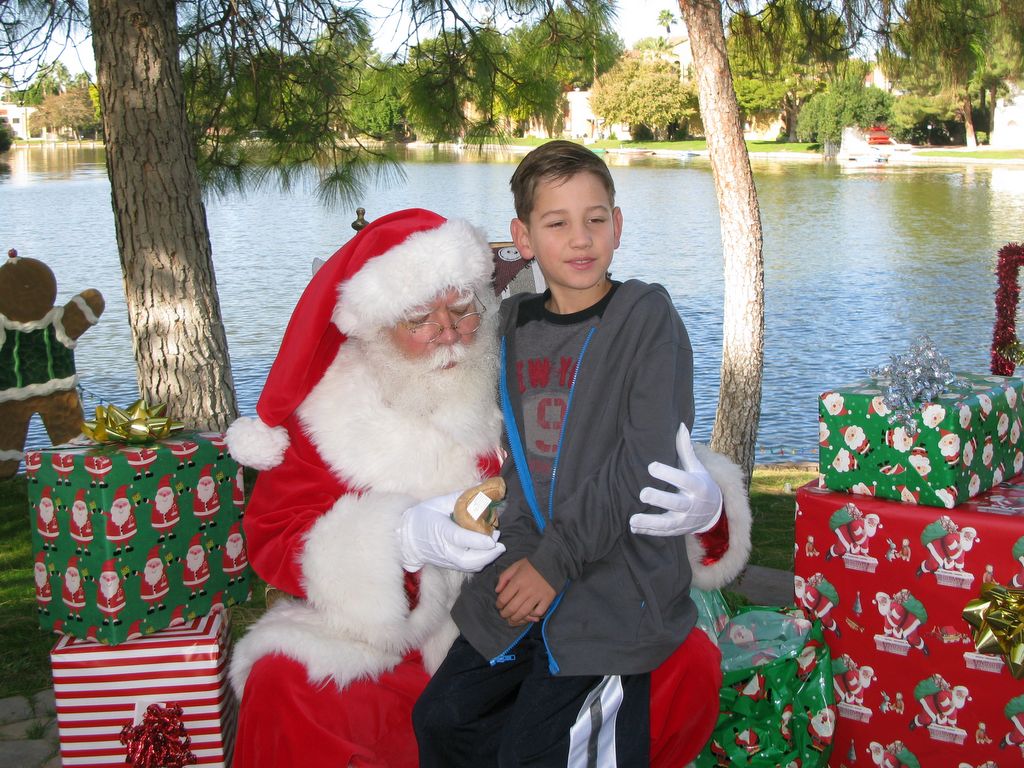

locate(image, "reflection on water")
[[3, 144, 1024, 464]]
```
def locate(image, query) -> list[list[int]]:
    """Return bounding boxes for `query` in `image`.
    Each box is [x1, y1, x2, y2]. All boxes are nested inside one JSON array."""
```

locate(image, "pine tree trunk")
[[88, 0, 238, 430], [678, 0, 765, 481], [962, 91, 978, 148]]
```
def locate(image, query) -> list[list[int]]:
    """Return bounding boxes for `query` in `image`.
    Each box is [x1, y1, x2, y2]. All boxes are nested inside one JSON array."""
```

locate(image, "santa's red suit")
[[225, 210, 751, 768]]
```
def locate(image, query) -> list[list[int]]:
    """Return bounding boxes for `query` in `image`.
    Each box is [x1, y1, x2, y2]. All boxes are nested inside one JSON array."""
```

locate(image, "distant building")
[[563, 88, 631, 142], [0, 102, 35, 140], [991, 82, 1024, 149]]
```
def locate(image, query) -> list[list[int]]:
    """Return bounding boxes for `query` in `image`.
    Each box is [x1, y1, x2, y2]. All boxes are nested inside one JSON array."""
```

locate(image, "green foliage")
[[727, 0, 847, 137], [21, 60, 72, 105], [591, 55, 697, 140], [796, 79, 892, 146], [0, 121, 12, 152], [349, 61, 410, 141], [889, 92, 959, 142]]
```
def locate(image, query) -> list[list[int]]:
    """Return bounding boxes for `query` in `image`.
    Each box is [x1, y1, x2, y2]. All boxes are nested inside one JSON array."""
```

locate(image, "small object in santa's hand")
[[452, 477, 506, 534]]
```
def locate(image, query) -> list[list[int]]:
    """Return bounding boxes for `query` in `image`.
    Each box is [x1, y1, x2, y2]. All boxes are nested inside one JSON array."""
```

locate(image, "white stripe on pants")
[[566, 675, 624, 768]]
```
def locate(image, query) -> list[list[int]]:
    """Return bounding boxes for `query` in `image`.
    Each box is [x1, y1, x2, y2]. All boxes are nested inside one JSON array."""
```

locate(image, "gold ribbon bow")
[[963, 582, 1024, 679], [82, 399, 185, 444]]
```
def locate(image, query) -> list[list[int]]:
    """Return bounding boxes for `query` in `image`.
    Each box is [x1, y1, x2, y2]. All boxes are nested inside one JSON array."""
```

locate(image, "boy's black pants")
[[413, 626, 650, 767]]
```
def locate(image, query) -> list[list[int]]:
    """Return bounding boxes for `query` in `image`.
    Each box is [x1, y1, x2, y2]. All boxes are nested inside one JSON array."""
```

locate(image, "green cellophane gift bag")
[[695, 606, 836, 767]]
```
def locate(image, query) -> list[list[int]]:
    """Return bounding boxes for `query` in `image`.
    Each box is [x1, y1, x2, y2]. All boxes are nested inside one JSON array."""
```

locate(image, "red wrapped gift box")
[[794, 477, 1024, 768], [50, 607, 235, 767]]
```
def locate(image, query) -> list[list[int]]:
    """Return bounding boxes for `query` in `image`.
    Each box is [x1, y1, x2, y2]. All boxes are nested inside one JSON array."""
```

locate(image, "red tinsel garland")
[[991, 242, 1024, 375], [120, 703, 197, 768]]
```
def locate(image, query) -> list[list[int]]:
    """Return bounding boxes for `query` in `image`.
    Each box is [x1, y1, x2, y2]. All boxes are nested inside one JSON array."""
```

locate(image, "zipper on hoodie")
[[538, 326, 596, 675], [493, 325, 597, 672]]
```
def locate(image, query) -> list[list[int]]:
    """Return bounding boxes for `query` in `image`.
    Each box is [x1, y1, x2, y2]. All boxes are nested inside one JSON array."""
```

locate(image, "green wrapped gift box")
[[26, 432, 250, 644], [819, 373, 1024, 508]]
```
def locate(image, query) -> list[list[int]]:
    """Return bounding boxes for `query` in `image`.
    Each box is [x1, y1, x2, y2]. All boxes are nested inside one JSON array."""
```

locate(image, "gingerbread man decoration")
[[0, 248, 104, 477]]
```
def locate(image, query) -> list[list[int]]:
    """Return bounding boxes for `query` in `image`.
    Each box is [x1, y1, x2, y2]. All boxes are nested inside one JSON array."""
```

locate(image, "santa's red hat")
[[189, 533, 203, 549], [158, 475, 172, 490], [101, 559, 116, 574], [66, 556, 79, 570], [225, 208, 495, 470], [35, 551, 46, 565], [114, 485, 128, 502], [75, 488, 86, 503], [148, 546, 162, 562], [41, 486, 52, 501], [228, 522, 241, 537]]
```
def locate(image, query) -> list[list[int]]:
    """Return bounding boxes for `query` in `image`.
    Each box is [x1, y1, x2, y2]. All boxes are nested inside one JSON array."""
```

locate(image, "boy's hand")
[[632, 423, 723, 536], [495, 558, 556, 626]]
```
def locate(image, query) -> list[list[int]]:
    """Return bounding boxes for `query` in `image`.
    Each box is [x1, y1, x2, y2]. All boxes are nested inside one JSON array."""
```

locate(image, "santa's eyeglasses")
[[401, 294, 485, 343]]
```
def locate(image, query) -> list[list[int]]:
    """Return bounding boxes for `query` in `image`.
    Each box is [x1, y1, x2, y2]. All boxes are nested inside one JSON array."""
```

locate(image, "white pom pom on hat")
[[224, 208, 495, 471]]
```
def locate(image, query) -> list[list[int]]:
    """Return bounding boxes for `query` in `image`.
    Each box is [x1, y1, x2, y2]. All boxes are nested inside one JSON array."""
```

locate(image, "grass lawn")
[[0, 464, 816, 699], [915, 148, 1024, 160]]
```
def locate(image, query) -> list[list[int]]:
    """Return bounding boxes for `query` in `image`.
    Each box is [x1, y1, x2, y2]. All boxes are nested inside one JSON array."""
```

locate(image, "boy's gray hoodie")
[[451, 279, 698, 676]]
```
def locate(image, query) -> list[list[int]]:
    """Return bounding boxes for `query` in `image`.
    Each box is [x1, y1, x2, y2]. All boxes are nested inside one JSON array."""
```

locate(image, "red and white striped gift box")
[[51, 608, 236, 767]]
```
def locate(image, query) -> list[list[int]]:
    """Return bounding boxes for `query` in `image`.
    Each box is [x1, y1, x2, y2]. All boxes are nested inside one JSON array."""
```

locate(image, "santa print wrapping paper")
[[27, 431, 250, 644], [794, 478, 1024, 768], [819, 373, 1024, 508], [51, 608, 235, 767]]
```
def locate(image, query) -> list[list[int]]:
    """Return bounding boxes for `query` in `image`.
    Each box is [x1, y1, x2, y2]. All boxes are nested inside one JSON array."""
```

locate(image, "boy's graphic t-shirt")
[[513, 284, 619, 512]]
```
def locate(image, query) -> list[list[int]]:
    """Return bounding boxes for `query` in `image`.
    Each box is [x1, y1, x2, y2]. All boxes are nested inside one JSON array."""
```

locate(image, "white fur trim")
[[228, 598, 400, 696], [333, 219, 495, 337], [229, 495, 466, 695], [297, 339, 501, 497], [225, 416, 290, 470], [687, 444, 752, 590]]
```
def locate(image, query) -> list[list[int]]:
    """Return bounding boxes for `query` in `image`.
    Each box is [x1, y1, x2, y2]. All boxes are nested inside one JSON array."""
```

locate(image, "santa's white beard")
[[197, 479, 215, 501], [155, 491, 174, 513], [111, 501, 131, 525], [40, 503, 54, 522], [72, 503, 88, 526], [100, 575, 119, 599], [359, 324, 498, 426], [34, 566, 47, 588], [186, 549, 205, 571], [144, 563, 163, 586], [225, 535, 243, 559], [65, 572, 80, 592]]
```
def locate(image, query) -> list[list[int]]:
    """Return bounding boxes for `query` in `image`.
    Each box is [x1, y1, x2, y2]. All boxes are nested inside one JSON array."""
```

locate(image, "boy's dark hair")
[[510, 140, 616, 221]]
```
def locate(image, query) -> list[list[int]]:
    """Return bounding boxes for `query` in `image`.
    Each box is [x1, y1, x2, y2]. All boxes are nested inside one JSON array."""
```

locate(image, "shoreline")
[[419, 140, 1024, 167], [11, 139, 1024, 167]]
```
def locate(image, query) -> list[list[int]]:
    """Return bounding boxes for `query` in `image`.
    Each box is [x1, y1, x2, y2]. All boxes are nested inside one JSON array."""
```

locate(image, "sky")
[[49, 1, 679, 78]]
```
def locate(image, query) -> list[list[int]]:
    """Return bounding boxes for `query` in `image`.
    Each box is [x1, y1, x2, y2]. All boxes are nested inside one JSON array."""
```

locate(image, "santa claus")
[[34, 551, 52, 614], [182, 533, 211, 598], [36, 485, 59, 550], [221, 522, 248, 584], [191, 464, 220, 527], [909, 674, 970, 730], [151, 474, 181, 541], [103, 485, 137, 555], [224, 209, 751, 768], [96, 558, 127, 625], [62, 555, 86, 621], [139, 546, 170, 612], [68, 488, 93, 554]]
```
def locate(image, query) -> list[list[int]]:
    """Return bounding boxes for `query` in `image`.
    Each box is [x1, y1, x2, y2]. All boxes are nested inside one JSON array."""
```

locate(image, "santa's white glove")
[[399, 491, 505, 573], [632, 423, 723, 536]]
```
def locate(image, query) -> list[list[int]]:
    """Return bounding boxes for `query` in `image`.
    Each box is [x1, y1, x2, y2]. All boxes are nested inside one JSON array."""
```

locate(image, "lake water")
[[3, 145, 1024, 464]]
